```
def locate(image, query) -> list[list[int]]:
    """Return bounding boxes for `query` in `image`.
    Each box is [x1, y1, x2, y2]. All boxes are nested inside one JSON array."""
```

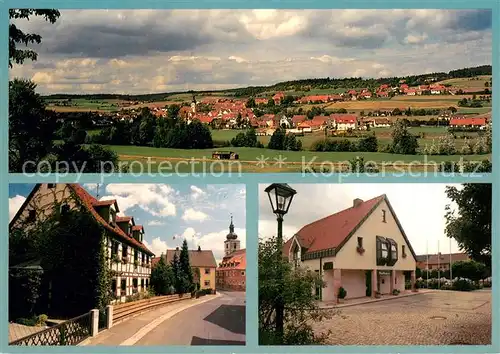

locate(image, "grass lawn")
[[111, 144, 488, 165], [457, 107, 492, 114]]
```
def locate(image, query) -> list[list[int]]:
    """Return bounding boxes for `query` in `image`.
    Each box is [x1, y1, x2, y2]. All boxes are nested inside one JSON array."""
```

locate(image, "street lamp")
[[264, 183, 297, 343]]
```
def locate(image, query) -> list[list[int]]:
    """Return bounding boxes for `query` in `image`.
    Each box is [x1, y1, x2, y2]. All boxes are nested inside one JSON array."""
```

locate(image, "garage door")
[[341, 270, 366, 299]]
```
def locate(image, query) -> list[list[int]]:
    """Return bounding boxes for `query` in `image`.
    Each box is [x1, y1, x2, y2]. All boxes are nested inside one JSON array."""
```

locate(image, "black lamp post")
[[264, 183, 297, 343]]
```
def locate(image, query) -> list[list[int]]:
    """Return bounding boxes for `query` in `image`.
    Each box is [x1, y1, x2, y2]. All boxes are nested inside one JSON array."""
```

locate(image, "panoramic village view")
[[258, 183, 491, 345], [8, 183, 246, 346], [8, 9, 492, 174]]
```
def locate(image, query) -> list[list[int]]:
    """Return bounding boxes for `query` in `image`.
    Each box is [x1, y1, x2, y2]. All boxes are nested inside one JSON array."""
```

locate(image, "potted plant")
[[374, 291, 381, 298], [337, 287, 347, 303], [392, 289, 400, 296], [134, 260, 139, 268], [112, 254, 121, 264]]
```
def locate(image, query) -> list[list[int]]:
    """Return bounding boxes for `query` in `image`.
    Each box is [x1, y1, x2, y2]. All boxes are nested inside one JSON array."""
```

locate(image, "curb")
[[321, 290, 434, 309]]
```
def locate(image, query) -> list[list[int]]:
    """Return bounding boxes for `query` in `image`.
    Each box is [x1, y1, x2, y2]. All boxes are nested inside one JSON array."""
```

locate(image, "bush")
[[392, 289, 400, 295], [337, 287, 347, 299], [311, 139, 353, 152], [452, 278, 476, 291], [357, 134, 378, 152]]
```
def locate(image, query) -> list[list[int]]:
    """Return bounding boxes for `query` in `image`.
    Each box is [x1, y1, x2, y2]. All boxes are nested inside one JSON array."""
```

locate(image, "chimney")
[[198, 245, 201, 252], [353, 198, 363, 207]]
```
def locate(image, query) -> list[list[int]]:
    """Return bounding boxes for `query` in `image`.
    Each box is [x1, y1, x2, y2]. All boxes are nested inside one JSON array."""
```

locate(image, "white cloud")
[[147, 220, 166, 226], [100, 184, 176, 217], [190, 185, 206, 200], [143, 237, 169, 257], [9, 9, 490, 94], [182, 208, 209, 221], [9, 195, 26, 221]]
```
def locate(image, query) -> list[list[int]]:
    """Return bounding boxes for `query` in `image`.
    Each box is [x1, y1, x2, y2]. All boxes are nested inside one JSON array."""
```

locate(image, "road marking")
[[120, 294, 222, 346]]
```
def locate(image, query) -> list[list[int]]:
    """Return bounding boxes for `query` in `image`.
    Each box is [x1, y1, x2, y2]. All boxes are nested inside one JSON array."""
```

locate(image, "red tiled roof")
[[450, 117, 487, 126], [116, 216, 133, 223], [330, 114, 357, 124], [284, 195, 385, 256], [416, 252, 470, 264], [68, 184, 153, 255], [219, 249, 246, 270], [292, 115, 307, 123]]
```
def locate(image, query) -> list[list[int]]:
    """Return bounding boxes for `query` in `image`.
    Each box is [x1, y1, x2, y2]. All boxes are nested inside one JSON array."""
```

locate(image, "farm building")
[[449, 117, 487, 128]]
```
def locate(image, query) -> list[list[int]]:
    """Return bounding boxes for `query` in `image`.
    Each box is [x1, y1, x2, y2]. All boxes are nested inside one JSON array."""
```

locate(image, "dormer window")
[[109, 208, 116, 225], [60, 204, 70, 215], [27, 209, 36, 222]]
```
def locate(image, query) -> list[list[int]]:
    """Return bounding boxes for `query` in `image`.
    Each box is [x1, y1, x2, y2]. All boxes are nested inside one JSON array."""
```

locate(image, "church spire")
[[229, 214, 234, 233]]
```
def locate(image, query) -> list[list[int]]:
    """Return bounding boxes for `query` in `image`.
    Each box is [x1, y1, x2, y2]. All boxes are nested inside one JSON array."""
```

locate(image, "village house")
[[330, 113, 358, 131], [449, 116, 487, 128], [9, 184, 155, 304], [216, 217, 246, 291], [283, 195, 418, 301], [158, 248, 217, 290], [273, 92, 285, 105], [416, 253, 470, 272]]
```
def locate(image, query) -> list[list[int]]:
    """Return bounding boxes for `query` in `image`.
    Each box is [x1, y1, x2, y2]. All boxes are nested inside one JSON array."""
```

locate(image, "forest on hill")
[[42, 65, 491, 101]]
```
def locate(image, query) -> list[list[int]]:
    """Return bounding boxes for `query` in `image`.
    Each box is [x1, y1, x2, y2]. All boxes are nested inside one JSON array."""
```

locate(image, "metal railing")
[[9, 312, 92, 346]]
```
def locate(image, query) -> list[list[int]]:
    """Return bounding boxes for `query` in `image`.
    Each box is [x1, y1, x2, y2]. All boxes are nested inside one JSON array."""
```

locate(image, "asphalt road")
[[136, 291, 246, 345]]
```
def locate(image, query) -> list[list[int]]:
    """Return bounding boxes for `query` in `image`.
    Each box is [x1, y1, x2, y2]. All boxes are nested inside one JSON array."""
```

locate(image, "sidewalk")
[[80, 294, 221, 346], [319, 289, 434, 309]]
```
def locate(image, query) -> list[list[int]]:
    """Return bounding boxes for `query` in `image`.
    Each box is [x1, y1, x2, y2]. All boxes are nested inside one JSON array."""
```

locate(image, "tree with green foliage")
[[178, 239, 194, 292], [259, 236, 331, 345], [10, 203, 113, 319], [357, 134, 378, 152], [9, 9, 61, 67], [390, 119, 419, 154], [9, 79, 57, 172], [231, 128, 258, 147], [452, 260, 489, 282], [246, 97, 256, 108], [151, 256, 175, 295], [445, 184, 491, 268], [167, 104, 181, 119]]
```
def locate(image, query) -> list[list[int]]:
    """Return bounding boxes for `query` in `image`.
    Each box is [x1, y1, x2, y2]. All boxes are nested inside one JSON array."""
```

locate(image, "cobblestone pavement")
[[314, 290, 491, 345]]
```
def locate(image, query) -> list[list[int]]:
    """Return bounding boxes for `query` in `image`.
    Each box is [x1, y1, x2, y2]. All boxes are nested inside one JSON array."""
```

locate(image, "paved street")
[[136, 291, 246, 345], [314, 290, 491, 345]]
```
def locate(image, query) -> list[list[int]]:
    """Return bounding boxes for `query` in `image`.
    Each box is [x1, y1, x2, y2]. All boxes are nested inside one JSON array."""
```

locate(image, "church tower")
[[190, 94, 197, 114], [224, 215, 240, 256]]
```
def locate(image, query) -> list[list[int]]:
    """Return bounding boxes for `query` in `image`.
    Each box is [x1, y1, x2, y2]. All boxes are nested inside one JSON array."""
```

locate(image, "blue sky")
[[9, 184, 246, 263], [9, 9, 491, 94]]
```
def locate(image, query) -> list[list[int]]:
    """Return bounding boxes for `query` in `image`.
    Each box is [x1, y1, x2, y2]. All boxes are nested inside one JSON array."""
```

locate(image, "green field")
[[210, 127, 480, 151], [46, 98, 122, 112], [109, 145, 490, 173]]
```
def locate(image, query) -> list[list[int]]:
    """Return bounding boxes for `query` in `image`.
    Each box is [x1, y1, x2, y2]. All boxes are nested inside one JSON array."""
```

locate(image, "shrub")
[[392, 289, 400, 295], [337, 287, 347, 299], [452, 278, 476, 291], [357, 134, 378, 152]]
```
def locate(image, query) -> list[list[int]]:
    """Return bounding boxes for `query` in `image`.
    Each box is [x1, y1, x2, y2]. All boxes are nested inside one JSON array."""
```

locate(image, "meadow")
[[111, 145, 489, 173]]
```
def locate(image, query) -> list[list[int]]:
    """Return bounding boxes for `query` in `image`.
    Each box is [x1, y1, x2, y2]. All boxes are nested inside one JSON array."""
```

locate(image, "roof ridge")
[[298, 194, 385, 233]]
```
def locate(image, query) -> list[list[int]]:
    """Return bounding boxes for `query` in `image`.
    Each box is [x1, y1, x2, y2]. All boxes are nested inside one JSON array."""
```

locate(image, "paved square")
[[314, 290, 491, 345]]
